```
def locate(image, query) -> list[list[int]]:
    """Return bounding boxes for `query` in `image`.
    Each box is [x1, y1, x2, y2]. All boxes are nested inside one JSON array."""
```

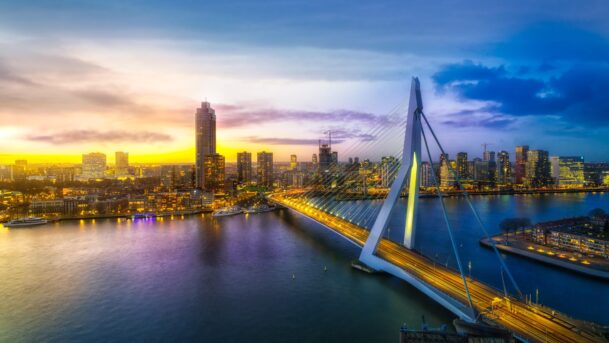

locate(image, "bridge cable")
[[420, 112, 523, 300], [419, 113, 475, 311]]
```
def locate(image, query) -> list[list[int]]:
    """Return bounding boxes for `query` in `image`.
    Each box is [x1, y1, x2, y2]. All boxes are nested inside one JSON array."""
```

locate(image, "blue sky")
[[0, 1, 608, 162]]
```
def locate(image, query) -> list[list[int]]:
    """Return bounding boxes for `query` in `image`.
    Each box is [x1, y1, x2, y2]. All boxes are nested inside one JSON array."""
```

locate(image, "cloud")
[[216, 104, 398, 129], [490, 22, 609, 62], [432, 60, 609, 126], [242, 137, 339, 145], [25, 130, 172, 145]]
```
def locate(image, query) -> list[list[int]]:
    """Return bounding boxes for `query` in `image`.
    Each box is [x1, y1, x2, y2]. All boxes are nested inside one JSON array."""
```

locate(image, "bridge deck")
[[270, 194, 606, 343]]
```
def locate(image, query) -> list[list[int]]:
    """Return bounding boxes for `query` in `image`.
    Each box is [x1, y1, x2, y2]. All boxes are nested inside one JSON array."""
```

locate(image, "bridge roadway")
[[270, 193, 606, 343]]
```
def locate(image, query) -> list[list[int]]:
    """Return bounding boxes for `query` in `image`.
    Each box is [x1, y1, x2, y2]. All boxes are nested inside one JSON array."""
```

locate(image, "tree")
[[499, 218, 517, 244], [516, 217, 532, 237], [588, 208, 606, 218]]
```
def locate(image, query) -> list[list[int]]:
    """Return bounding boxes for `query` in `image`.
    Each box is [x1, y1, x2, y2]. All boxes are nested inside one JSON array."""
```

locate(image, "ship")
[[131, 213, 156, 220], [212, 206, 243, 217], [245, 204, 277, 214], [4, 217, 49, 228]]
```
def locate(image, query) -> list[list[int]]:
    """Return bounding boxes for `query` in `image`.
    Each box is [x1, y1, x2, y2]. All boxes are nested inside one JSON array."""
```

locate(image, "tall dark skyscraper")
[[257, 151, 274, 187], [525, 150, 551, 187], [237, 151, 252, 183], [195, 101, 217, 189], [515, 145, 529, 184], [456, 152, 468, 179], [496, 150, 511, 184], [318, 142, 332, 173]]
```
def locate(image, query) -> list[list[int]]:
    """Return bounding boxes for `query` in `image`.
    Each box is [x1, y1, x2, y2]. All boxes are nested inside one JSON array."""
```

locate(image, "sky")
[[1, 0, 609, 163]]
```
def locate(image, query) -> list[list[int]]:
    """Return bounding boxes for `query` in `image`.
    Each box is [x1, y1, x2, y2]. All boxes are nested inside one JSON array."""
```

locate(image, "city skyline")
[[2, 1, 609, 163]]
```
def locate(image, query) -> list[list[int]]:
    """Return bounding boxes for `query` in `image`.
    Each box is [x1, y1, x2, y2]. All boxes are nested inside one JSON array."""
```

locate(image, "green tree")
[[588, 208, 606, 218]]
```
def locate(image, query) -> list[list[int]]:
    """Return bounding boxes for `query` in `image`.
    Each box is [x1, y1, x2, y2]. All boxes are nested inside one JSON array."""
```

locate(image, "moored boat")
[[212, 206, 243, 217], [4, 217, 48, 228]]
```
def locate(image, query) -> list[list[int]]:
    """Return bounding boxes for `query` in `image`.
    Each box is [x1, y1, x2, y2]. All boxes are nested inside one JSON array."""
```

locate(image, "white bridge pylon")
[[359, 77, 476, 322]]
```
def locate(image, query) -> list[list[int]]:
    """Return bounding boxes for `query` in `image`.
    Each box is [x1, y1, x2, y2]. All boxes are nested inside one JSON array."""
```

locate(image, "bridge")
[[269, 78, 606, 343]]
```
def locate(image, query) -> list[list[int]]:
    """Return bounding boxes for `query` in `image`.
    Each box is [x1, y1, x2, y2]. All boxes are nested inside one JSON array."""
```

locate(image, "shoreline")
[[1, 210, 214, 225], [480, 236, 609, 280]]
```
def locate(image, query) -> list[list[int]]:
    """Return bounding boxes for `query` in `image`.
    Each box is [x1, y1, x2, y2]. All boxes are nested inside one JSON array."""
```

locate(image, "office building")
[[552, 156, 585, 188], [421, 161, 432, 187], [456, 152, 468, 180], [380, 156, 400, 188], [290, 155, 298, 170], [525, 150, 551, 187], [82, 153, 106, 179], [195, 101, 216, 189], [319, 143, 332, 173], [237, 152, 252, 184], [515, 145, 529, 184], [257, 151, 274, 187], [203, 154, 225, 194], [496, 151, 511, 184], [115, 151, 129, 177]]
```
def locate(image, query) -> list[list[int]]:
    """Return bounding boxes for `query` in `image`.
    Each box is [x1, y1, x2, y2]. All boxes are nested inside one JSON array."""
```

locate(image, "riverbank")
[[480, 235, 609, 280], [0, 209, 213, 225]]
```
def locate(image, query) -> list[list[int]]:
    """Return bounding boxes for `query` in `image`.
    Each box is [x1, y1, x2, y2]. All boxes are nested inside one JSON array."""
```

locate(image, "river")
[[0, 192, 607, 342]]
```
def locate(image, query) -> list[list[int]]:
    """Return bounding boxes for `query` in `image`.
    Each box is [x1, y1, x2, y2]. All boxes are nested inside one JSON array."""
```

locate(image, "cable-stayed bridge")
[[269, 78, 606, 343]]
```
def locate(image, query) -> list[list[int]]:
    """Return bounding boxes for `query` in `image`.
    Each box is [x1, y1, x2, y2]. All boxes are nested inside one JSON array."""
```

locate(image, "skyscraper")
[[525, 150, 551, 188], [290, 154, 298, 170], [237, 152, 252, 184], [318, 143, 332, 173], [82, 152, 106, 179], [421, 161, 432, 187], [515, 145, 529, 184], [496, 150, 511, 185], [483, 150, 496, 162], [456, 152, 468, 179], [195, 101, 216, 189], [204, 154, 225, 194], [257, 151, 274, 187], [380, 156, 399, 188], [115, 151, 129, 177], [439, 153, 450, 187], [312, 154, 318, 165]]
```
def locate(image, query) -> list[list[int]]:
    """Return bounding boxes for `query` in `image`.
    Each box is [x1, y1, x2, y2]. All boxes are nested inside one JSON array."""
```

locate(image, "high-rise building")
[[11, 160, 27, 181], [331, 151, 338, 164], [380, 156, 400, 188], [257, 151, 274, 187], [483, 150, 496, 162], [115, 151, 129, 177], [237, 152, 252, 184], [195, 101, 216, 189], [318, 143, 332, 173], [439, 153, 451, 187], [82, 153, 106, 179], [204, 154, 225, 194], [496, 151, 511, 184], [456, 152, 468, 180], [474, 159, 490, 184], [553, 156, 585, 188], [312, 154, 318, 165], [525, 150, 551, 188], [290, 154, 298, 170], [421, 161, 432, 187], [515, 145, 529, 184]]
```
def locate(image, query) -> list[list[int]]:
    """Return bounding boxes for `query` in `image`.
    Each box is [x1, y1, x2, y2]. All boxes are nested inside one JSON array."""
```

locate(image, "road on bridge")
[[270, 193, 606, 343]]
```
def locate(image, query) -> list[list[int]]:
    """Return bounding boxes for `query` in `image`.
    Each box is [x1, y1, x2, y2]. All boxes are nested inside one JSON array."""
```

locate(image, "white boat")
[[245, 204, 277, 214], [212, 206, 243, 217], [4, 217, 48, 228]]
